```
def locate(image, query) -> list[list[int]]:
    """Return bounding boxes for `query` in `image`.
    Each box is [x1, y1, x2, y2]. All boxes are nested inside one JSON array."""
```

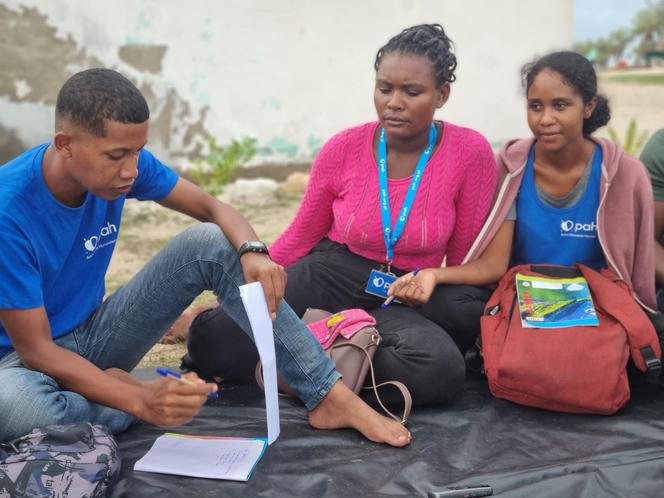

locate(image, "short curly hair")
[[55, 68, 149, 136]]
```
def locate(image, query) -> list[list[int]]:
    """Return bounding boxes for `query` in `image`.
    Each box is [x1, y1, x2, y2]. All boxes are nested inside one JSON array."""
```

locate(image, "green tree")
[[607, 28, 632, 61], [632, 0, 664, 63], [573, 0, 664, 67], [574, 35, 613, 68]]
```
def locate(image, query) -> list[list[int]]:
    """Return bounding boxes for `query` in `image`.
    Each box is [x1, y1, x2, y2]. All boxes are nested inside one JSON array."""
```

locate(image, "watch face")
[[241, 241, 268, 255]]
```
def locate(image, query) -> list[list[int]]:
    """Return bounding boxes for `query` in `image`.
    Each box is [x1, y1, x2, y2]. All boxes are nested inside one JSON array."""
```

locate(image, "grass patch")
[[602, 73, 664, 85]]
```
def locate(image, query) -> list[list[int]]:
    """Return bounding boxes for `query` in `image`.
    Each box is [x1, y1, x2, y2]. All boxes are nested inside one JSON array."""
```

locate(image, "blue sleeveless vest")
[[512, 144, 605, 268]]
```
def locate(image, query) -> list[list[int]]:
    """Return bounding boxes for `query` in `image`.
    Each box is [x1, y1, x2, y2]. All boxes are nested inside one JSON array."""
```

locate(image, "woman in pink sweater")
[[185, 24, 498, 406]]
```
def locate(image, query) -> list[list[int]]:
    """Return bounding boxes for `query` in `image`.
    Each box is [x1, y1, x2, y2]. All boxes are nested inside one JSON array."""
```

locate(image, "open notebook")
[[134, 433, 267, 482]]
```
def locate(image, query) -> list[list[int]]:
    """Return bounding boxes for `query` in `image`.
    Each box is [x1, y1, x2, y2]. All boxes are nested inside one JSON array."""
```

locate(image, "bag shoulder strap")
[[256, 342, 413, 423], [329, 341, 412, 423], [578, 264, 662, 374]]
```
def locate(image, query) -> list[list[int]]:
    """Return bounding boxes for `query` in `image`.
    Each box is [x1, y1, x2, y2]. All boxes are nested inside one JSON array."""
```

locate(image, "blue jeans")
[[0, 223, 339, 443]]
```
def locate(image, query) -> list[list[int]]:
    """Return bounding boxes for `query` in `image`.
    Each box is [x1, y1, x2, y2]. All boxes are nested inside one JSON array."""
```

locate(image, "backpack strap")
[[578, 265, 662, 375], [0, 430, 38, 456], [643, 310, 664, 385], [465, 336, 484, 373], [645, 309, 664, 351]]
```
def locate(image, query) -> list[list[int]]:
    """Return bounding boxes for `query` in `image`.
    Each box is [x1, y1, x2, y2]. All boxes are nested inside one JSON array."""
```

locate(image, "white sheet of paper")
[[134, 434, 266, 481], [239, 282, 280, 444]]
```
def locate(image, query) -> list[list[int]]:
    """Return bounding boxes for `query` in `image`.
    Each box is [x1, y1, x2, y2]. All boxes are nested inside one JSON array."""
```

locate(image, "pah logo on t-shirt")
[[83, 221, 118, 259], [560, 219, 598, 239]]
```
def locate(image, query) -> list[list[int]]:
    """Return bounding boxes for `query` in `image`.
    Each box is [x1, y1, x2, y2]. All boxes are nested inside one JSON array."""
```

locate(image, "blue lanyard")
[[378, 123, 437, 263]]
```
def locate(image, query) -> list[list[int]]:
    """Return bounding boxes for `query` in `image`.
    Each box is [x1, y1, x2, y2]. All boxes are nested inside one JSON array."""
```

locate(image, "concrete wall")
[[0, 0, 573, 166]]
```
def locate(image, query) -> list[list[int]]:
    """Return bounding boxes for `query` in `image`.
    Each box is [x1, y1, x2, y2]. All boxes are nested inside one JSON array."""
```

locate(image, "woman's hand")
[[387, 269, 437, 306]]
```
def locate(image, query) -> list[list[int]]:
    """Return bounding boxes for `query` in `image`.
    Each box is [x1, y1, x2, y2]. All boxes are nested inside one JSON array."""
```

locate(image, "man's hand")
[[135, 372, 217, 427], [387, 269, 437, 306], [240, 252, 287, 319]]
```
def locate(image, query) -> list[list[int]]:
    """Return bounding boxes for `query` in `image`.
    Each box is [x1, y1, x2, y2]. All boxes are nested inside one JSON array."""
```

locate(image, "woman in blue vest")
[[387, 51, 656, 353]]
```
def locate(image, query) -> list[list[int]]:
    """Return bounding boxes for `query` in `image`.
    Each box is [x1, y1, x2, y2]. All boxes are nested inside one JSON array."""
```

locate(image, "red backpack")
[[479, 264, 662, 414]]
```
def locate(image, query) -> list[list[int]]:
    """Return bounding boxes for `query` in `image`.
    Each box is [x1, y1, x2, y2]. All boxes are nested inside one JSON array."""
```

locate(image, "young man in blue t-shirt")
[[0, 69, 410, 447]]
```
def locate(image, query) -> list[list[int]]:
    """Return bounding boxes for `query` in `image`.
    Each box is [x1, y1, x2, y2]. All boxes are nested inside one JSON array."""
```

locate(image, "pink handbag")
[[256, 308, 412, 423]]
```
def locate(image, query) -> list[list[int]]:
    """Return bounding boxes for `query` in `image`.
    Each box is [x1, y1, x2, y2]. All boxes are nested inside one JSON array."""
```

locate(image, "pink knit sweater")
[[270, 121, 498, 270]]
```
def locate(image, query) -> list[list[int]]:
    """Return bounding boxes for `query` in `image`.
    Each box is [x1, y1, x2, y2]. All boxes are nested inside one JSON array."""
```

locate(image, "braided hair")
[[522, 51, 610, 135], [374, 24, 457, 86]]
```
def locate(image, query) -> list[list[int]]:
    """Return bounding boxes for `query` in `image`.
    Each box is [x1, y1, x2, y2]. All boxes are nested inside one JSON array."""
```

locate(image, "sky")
[[575, 0, 649, 42]]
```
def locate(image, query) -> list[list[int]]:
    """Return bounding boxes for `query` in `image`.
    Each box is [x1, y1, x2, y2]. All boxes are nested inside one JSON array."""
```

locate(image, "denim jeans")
[[0, 223, 339, 443]]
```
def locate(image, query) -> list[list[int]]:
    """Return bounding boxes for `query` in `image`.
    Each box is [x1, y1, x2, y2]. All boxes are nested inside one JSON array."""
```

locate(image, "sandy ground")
[[108, 78, 664, 370], [597, 74, 664, 142]]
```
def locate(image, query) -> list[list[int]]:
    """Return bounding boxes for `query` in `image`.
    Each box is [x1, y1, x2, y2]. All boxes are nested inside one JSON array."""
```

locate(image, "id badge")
[[365, 269, 397, 299]]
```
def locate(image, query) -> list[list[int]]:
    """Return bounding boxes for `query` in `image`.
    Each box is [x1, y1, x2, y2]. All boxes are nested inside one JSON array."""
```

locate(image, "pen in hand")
[[382, 268, 420, 308], [156, 367, 219, 398]]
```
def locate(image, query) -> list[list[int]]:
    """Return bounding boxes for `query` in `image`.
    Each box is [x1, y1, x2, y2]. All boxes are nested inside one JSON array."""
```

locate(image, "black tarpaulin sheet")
[[113, 378, 664, 497]]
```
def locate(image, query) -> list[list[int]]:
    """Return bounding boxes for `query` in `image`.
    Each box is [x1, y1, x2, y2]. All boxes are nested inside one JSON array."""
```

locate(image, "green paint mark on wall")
[[125, 13, 153, 44], [265, 137, 299, 157], [255, 136, 325, 159], [306, 135, 324, 157], [261, 98, 281, 111]]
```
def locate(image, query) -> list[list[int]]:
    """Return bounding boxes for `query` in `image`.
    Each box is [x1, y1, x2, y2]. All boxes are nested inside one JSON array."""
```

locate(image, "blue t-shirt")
[[0, 144, 179, 357], [512, 144, 606, 268]]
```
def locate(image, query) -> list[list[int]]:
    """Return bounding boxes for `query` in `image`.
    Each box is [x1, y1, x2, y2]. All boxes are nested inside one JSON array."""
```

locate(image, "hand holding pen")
[[383, 268, 437, 307], [157, 368, 219, 398], [133, 368, 219, 428], [382, 268, 420, 308]]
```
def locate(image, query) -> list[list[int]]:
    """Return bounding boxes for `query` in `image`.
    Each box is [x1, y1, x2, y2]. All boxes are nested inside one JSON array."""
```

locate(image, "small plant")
[[191, 136, 257, 195], [608, 119, 650, 156]]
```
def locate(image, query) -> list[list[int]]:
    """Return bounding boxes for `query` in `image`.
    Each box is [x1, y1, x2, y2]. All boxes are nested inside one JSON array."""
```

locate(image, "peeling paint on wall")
[[181, 107, 211, 159], [0, 123, 26, 164], [118, 44, 167, 73], [0, 3, 210, 164], [1, 0, 573, 166], [0, 4, 103, 105]]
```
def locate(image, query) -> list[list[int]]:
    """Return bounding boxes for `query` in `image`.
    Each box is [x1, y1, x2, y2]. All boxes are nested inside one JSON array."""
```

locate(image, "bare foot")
[[308, 380, 411, 447], [160, 302, 219, 344]]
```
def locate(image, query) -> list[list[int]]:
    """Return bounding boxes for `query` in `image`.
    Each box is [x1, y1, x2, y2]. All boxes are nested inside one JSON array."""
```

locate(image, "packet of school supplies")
[[515, 274, 599, 328]]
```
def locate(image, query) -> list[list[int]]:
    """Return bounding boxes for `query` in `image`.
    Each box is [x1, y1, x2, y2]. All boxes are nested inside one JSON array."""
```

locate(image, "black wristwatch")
[[238, 240, 269, 259]]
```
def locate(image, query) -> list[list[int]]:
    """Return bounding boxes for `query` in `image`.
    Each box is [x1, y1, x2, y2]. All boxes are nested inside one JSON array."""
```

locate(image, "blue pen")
[[381, 268, 420, 308], [156, 367, 219, 398]]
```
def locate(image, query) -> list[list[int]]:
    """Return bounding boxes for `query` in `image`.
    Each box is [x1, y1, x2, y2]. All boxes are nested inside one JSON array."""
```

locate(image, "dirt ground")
[[597, 72, 664, 142], [109, 77, 664, 370]]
